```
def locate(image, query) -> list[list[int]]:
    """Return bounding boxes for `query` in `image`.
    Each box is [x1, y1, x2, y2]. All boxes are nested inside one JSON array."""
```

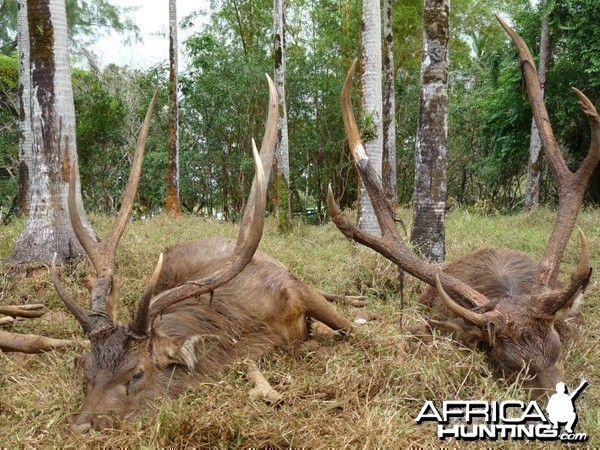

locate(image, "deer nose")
[[528, 386, 551, 401], [524, 366, 562, 401], [71, 413, 114, 433], [70, 421, 92, 434]]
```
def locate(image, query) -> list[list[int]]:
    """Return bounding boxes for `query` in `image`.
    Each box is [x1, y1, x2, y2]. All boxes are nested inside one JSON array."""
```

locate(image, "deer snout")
[[71, 412, 114, 433], [524, 365, 563, 401]]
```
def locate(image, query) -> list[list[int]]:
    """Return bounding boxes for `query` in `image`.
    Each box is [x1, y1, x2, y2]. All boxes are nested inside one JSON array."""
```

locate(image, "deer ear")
[[562, 268, 592, 316], [430, 318, 500, 347], [430, 318, 488, 344], [150, 334, 221, 370]]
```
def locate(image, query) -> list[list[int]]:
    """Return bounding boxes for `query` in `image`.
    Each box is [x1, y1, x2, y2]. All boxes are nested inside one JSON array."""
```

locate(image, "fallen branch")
[[0, 304, 46, 318], [0, 330, 72, 353], [320, 292, 368, 307]]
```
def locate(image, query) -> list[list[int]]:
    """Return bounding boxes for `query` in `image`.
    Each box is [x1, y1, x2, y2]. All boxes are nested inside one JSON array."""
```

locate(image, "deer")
[[327, 17, 598, 399], [50, 76, 353, 433]]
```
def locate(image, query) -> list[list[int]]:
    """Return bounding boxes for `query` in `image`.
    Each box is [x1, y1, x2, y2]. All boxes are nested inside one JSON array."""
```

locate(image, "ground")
[[0, 207, 598, 448]]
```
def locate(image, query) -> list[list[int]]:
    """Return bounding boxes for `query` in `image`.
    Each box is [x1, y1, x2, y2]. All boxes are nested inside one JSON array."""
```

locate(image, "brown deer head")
[[328, 18, 598, 397], [51, 76, 280, 431]]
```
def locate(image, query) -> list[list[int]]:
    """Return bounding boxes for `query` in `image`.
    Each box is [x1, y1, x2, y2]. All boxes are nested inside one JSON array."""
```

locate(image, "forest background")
[[1, 0, 599, 222]]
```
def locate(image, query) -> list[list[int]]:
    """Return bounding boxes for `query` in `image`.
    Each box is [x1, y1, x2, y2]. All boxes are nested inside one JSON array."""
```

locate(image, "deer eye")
[[125, 368, 145, 396], [131, 369, 145, 383]]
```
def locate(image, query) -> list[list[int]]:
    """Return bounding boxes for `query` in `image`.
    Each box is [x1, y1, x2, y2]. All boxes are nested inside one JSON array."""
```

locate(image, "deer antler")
[[129, 74, 279, 336], [496, 16, 599, 295], [328, 59, 495, 313], [52, 91, 158, 336]]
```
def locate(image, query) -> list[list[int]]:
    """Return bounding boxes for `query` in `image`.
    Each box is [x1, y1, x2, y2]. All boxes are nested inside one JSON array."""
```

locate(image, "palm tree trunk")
[[166, 0, 181, 216], [358, 0, 383, 235], [9, 0, 90, 264], [410, 0, 450, 264], [16, 0, 32, 215], [382, 0, 397, 207], [274, 0, 291, 232]]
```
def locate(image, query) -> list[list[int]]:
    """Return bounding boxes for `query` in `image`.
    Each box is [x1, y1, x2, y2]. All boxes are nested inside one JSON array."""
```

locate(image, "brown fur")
[[420, 248, 539, 315], [418, 247, 580, 397], [72, 238, 352, 431]]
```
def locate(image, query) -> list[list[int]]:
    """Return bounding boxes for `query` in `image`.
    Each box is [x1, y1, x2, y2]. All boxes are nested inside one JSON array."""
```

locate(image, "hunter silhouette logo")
[[546, 380, 587, 434], [416, 380, 589, 442]]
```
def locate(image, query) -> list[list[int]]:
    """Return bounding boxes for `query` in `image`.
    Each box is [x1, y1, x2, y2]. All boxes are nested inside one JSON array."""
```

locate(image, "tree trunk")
[[9, 0, 90, 264], [16, 0, 32, 215], [382, 0, 397, 208], [273, 0, 291, 232], [358, 0, 383, 235], [410, 0, 450, 264], [166, 0, 181, 216], [524, 7, 551, 210]]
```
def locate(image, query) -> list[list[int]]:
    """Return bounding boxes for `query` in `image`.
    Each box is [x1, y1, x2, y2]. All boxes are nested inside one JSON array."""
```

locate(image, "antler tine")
[[341, 59, 364, 158], [65, 161, 116, 329], [572, 88, 600, 181], [435, 275, 489, 327], [51, 253, 94, 334], [495, 15, 569, 181], [60, 91, 158, 332], [67, 90, 159, 275], [238, 74, 278, 235], [144, 138, 268, 328], [328, 61, 493, 309], [131, 78, 278, 334], [104, 89, 159, 269], [130, 253, 164, 337], [260, 74, 279, 178], [497, 16, 600, 289], [537, 229, 592, 315], [68, 165, 101, 272], [340, 59, 396, 236]]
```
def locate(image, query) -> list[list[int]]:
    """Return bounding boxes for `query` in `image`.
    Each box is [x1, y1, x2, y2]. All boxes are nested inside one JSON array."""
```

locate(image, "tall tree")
[[0, 0, 139, 56], [166, 0, 181, 216], [273, 0, 291, 232], [9, 0, 89, 264], [358, 0, 383, 234], [524, 1, 551, 210], [15, 0, 31, 214], [382, 0, 396, 207], [411, 0, 450, 263]]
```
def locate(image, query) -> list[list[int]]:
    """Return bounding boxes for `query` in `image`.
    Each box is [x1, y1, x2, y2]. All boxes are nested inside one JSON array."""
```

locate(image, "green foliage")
[[2, 0, 600, 217], [0, 0, 17, 54], [180, 28, 270, 218], [0, 54, 17, 87], [72, 65, 169, 214], [284, 0, 362, 216], [455, 0, 600, 208], [547, 0, 600, 203], [553, 0, 600, 87], [0, 53, 18, 217], [390, 0, 421, 204], [360, 111, 378, 142], [177, 0, 364, 220]]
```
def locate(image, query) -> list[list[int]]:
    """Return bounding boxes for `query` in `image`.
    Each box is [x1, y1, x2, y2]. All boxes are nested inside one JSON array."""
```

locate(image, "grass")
[[0, 207, 599, 448]]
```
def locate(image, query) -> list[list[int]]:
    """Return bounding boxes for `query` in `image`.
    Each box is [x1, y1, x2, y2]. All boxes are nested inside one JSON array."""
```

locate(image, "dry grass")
[[0, 207, 599, 448]]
